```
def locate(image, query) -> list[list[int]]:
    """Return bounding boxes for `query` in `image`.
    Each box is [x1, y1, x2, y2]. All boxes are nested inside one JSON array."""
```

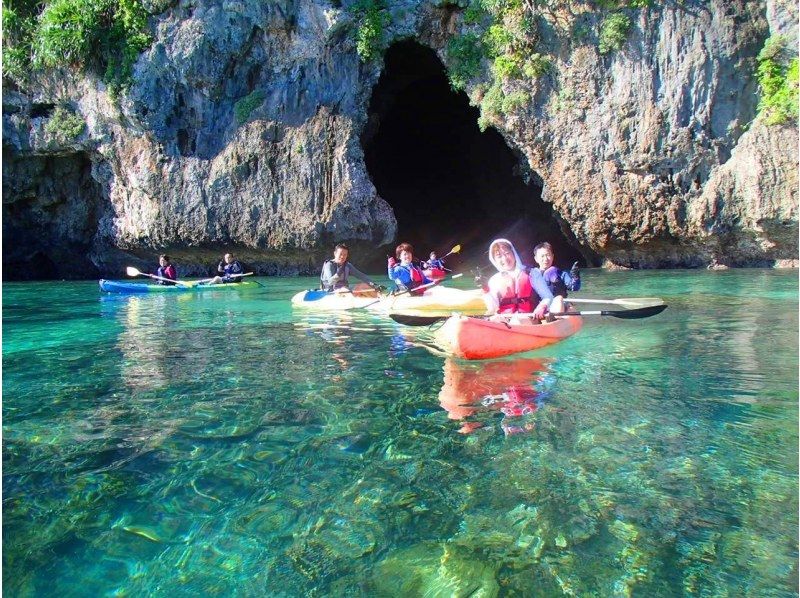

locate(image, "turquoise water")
[[3, 271, 798, 596]]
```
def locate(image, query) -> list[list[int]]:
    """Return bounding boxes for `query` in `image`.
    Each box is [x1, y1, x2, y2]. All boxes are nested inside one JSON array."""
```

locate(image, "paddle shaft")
[[567, 297, 663, 308], [197, 272, 254, 284], [390, 304, 666, 326], [138, 271, 190, 287], [359, 273, 463, 310]]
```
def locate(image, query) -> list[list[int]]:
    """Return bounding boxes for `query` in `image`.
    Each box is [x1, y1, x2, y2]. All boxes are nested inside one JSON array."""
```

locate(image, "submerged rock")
[[372, 542, 500, 597]]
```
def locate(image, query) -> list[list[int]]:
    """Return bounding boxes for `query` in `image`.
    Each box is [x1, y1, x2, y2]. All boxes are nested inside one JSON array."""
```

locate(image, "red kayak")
[[423, 268, 447, 280], [434, 314, 583, 360]]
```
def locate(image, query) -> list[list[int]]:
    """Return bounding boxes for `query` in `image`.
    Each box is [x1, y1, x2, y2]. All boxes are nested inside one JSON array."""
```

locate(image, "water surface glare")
[[3, 271, 798, 596]]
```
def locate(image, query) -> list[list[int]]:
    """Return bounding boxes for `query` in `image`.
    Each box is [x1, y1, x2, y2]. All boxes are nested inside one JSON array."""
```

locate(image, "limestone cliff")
[[2, 0, 797, 278]]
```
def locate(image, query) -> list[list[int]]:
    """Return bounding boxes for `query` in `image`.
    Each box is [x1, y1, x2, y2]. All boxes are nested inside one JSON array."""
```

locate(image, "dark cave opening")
[[362, 40, 582, 272]]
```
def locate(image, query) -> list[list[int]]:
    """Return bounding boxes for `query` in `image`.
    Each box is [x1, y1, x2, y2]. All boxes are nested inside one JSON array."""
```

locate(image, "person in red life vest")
[[155, 254, 177, 285], [476, 238, 554, 320], [387, 242, 432, 296]]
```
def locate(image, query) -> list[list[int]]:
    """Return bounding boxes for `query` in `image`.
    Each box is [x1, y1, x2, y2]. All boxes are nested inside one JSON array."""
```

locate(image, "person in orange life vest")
[[476, 238, 554, 320], [387, 242, 432, 296], [155, 254, 177, 285]]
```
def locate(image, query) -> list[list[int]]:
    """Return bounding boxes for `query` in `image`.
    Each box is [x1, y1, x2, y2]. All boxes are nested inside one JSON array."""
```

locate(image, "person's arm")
[[231, 261, 244, 275], [482, 273, 500, 314], [347, 263, 374, 286], [165, 265, 177, 280], [217, 260, 225, 274], [529, 269, 554, 315]]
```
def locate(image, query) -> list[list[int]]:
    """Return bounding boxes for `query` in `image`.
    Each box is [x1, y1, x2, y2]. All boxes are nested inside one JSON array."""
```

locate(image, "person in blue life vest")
[[423, 251, 445, 270], [319, 243, 384, 293], [532, 242, 581, 301], [388, 242, 432, 296], [155, 254, 177, 285], [205, 253, 245, 285]]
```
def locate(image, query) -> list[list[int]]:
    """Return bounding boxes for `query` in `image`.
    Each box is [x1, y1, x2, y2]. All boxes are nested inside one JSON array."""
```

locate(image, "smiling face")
[[492, 243, 516, 272], [224, 253, 233, 264], [399, 250, 413, 265], [333, 247, 349, 265], [534, 246, 554, 271]]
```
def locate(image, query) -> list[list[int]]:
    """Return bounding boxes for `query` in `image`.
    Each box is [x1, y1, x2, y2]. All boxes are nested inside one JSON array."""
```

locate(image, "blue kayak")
[[99, 279, 259, 293]]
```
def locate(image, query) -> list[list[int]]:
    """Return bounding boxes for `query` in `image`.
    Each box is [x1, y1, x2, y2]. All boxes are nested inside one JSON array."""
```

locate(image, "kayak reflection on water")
[[438, 357, 554, 435]]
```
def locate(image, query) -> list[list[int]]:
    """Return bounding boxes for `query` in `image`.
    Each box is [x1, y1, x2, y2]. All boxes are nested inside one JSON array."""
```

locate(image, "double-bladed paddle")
[[439, 244, 461, 260], [566, 297, 664, 309], [195, 272, 255, 284], [126, 266, 191, 287], [389, 303, 667, 326]]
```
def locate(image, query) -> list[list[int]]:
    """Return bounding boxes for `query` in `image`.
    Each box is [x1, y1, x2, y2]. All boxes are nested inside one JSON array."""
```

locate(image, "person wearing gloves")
[[475, 238, 557, 320], [532, 242, 580, 300], [320, 243, 384, 293], [388, 242, 432, 296]]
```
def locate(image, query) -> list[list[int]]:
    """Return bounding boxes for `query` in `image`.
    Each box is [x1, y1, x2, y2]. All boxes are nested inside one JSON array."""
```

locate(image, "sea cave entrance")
[[362, 40, 582, 272]]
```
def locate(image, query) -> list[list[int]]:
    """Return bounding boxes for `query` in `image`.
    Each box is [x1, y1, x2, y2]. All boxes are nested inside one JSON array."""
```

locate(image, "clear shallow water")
[[3, 271, 798, 596]]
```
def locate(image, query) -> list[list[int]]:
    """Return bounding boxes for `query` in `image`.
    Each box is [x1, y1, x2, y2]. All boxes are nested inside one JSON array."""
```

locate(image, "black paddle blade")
[[389, 314, 448, 326], [605, 304, 667, 319]]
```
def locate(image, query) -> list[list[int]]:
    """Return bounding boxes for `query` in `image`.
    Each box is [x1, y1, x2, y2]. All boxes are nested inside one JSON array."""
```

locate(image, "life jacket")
[[539, 266, 569, 298], [547, 274, 568, 298], [156, 265, 176, 285], [392, 263, 427, 295], [492, 270, 535, 313], [223, 260, 243, 282], [321, 260, 349, 290]]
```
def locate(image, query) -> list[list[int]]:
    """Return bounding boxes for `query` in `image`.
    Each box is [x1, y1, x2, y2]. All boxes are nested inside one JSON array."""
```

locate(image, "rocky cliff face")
[[2, 0, 797, 278]]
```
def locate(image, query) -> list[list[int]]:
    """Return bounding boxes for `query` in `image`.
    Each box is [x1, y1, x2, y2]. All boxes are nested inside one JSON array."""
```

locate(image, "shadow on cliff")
[[360, 40, 585, 272]]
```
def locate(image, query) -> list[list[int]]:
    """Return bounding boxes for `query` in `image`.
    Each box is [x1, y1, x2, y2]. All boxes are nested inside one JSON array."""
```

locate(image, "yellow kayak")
[[291, 286, 486, 315]]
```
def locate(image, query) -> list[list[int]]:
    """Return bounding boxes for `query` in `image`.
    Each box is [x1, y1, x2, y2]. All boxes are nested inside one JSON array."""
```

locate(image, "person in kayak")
[[155, 254, 177, 285], [388, 242, 432, 296], [319, 243, 384, 293], [532, 242, 580, 300], [476, 238, 555, 320], [423, 251, 445, 270], [205, 253, 245, 285]]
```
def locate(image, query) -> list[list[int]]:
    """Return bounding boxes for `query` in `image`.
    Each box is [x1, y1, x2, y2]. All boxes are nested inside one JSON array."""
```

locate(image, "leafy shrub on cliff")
[[598, 12, 631, 54], [523, 53, 551, 78], [446, 33, 484, 90], [350, 0, 390, 62], [3, 0, 151, 93], [44, 105, 86, 144], [477, 80, 529, 130], [756, 35, 800, 126], [2, 0, 39, 83], [234, 90, 266, 125]]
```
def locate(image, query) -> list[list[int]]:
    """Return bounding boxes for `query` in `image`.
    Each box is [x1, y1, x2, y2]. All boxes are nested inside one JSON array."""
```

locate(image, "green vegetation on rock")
[[2, 0, 153, 94], [756, 35, 799, 126], [446, 33, 484, 91], [43, 105, 86, 143], [234, 90, 266, 125], [351, 0, 391, 62], [598, 12, 631, 54]]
